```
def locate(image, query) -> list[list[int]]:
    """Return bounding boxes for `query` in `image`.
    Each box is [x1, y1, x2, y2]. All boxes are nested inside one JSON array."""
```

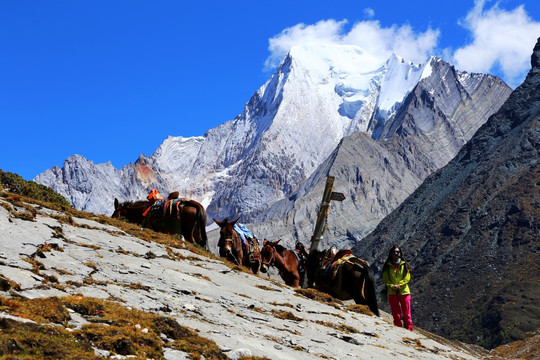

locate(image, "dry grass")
[[271, 301, 294, 308], [0, 275, 21, 291], [487, 329, 540, 360], [314, 320, 359, 334], [255, 284, 281, 292], [0, 295, 228, 359], [0, 201, 13, 212], [345, 304, 376, 316], [271, 309, 303, 322], [294, 288, 343, 309], [11, 210, 35, 222], [1, 194, 38, 222], [84, 261, 98, 271], [22, 258, 45, 274]]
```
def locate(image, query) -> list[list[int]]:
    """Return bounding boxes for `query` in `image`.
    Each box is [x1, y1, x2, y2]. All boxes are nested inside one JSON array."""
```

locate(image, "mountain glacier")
[[35, 43, 511, 243]]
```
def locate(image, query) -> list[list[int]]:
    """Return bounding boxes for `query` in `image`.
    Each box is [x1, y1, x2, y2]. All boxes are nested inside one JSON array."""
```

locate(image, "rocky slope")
[[0, 194, 489, 360], [352, 38, 540, 349]]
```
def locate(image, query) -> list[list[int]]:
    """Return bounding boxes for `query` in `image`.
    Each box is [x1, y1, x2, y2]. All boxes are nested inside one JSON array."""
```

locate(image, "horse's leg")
[[197, 205, 208, 248], [342, 263, 365, 301], [363, 265, 380, 316], [180, 208, 197, 243], [343, 263, 379, 316], [289, 271, 300, 287], [186, 205, 201, 244], [250, 260, 260, 275]]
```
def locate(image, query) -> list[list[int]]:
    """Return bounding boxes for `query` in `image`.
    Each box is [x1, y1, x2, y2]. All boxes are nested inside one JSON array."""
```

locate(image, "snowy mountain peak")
[[288, 43, 383, 75], [378, 52, 428, 113], [282, 43, 430, 137]]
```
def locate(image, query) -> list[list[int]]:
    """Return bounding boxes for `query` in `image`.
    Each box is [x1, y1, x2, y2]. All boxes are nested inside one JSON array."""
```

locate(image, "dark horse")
[[260, 240, 306, 288], [112, 197, 208, 248], [307, 248, 379, 316], [213, 218, 261, 275]]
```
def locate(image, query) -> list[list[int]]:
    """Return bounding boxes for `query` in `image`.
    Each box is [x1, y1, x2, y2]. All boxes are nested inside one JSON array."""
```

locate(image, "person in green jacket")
[[382, 245, 413, 331]]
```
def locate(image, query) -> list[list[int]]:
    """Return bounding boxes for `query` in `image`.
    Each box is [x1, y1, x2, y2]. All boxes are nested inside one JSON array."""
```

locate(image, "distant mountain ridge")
[[35, 44, 511, 247]]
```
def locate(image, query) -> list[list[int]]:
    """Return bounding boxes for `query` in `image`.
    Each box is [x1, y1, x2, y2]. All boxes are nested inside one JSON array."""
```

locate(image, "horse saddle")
[[233, 223, 260, 262], [147, 198, 188, 222], [320, 248, 350, 270], [319, 249, 356, 282], [247, 238, 261, 262]]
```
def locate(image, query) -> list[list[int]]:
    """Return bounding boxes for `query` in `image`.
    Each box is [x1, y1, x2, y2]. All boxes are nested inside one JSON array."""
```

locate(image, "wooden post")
[[309, 176, 335, 254], [304, 176, 346, 288]]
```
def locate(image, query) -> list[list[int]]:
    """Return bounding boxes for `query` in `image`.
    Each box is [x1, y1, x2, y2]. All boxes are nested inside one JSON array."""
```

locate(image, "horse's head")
[[213, 217, 241, 261], [111, 199, 149, 225], [111, 198, 127, 219], [260, 240, 280, 273]]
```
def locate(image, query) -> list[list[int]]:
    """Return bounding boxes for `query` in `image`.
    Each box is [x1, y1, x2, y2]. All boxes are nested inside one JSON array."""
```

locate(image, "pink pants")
[[388, 294, 413, 331]]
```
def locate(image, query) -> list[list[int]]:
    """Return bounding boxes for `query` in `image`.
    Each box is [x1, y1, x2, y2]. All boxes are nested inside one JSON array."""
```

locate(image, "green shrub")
[[0, 170, 71, 207]]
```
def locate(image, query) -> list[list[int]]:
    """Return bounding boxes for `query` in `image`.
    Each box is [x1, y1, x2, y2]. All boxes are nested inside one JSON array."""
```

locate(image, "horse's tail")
[[180, 199, 208, 248], [195, 202, 208, 249], [365, 264, 380, 317]]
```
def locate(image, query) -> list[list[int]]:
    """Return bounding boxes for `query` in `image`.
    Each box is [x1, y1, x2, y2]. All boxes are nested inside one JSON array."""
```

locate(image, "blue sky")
[[1, 1, 539, 180]]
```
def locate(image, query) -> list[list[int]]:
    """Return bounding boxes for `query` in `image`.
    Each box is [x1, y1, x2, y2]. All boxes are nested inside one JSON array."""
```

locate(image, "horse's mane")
[[124, 200, 149, 206], [274, 244, 287, 253]]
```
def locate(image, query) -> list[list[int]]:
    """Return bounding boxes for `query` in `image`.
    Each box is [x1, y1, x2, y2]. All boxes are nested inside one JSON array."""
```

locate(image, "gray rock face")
[[353, 38, 540, 349]]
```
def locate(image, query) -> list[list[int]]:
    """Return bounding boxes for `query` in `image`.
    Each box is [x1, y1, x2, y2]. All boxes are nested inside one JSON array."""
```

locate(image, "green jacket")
[[382, 260, 411, 295]]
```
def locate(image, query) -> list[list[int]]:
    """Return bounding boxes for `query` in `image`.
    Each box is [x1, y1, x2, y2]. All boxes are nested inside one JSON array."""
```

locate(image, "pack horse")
[[112, 190, 208, 248], [213, 218, 261, 275], [260, 240, 307, 288], [307, 248, 379, 316]]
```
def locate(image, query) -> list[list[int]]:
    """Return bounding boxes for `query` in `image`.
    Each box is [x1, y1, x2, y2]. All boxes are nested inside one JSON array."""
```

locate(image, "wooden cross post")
[[304, 176, 345, 288], [309, 176, 346, 254]]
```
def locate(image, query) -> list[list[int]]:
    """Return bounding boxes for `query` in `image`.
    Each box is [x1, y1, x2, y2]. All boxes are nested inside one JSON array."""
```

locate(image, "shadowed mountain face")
[[353, 38, 540, 349]]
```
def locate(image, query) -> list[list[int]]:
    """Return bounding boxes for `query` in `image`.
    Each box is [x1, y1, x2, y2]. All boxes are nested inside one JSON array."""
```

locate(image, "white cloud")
[[452, 0, 540, 87], [364, 8, 375, 18], [265, 19, 439, 71], [265, 19, 347, 70], [343, 21, 439, 65]]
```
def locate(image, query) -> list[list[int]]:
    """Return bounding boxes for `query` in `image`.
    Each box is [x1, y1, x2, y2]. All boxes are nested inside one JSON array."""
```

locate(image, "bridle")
[[219, 229, 241, 265], [112, 206, 125, 219], [261, 245, 276, 268]]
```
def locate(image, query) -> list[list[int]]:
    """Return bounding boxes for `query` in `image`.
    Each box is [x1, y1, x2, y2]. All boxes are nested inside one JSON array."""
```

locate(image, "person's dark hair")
[[382, 245, 411, 274]]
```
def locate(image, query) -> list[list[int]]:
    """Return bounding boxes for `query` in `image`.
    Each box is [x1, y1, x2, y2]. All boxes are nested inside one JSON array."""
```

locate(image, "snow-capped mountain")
[[35, 43, 511, 237]]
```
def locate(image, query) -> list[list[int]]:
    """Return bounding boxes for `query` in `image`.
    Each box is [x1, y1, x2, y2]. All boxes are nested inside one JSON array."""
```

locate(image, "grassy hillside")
[[0, 170, 71, 207]]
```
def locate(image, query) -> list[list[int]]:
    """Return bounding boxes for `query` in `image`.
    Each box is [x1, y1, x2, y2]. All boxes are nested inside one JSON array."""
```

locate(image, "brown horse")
[[260, 240, 306, 288], [213, 218, 261, 275], [112, 197, 208, 248], [307, 248, 379, 316]]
